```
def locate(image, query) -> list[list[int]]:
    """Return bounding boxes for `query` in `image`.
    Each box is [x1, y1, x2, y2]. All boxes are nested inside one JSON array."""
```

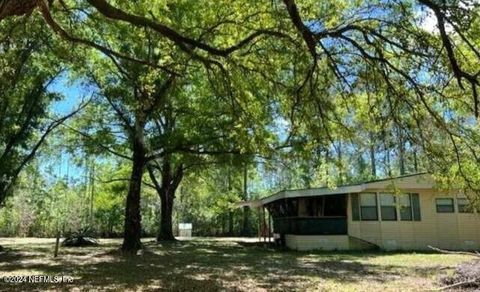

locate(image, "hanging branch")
[[1, 99, 90, 203], [418, 0, 480, 118], [1, 0, 289, 64], [37, 0, 179, 75]]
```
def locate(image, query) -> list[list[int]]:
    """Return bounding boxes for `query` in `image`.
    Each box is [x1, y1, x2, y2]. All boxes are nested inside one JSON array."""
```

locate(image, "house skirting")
[[285, 235, 375, 251]]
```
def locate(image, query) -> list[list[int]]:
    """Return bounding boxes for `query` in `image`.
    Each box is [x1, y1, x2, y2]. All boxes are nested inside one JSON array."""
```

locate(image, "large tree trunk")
[[147, 157, 183, 242], [0, 0, 39, 21], [121, 117, 146, 253], [158, 191, 175, 241]]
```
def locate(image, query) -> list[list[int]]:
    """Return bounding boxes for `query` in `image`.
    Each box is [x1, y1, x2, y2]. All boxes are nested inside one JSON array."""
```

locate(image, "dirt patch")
[[0, 238, 474, 291]]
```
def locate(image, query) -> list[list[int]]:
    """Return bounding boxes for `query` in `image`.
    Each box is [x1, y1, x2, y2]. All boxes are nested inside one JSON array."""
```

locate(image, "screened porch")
[[265, 194, 348, 235]]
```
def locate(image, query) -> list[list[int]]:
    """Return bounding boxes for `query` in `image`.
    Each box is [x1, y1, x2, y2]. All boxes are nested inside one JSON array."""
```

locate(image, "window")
[[458, 198, 473, 213], [399, 194, 413, 221], [411, 193, 421, 221], [436, 198, 454, 213], [380, 193, 397, 221], [352, 193, 420, 221], [351, 194, 360, 221], [360, 193, 378, 220]]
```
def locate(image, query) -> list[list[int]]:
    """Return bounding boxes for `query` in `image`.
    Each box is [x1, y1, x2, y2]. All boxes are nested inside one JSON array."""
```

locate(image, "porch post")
[[262, 206, 267, 242], [268, 207, 272, 243], [257, 206, 262, 243]]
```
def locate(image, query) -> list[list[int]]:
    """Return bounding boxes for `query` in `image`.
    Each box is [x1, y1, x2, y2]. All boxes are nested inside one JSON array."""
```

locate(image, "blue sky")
[[48, 74, 91, 115], [44, 75, 95, 184]]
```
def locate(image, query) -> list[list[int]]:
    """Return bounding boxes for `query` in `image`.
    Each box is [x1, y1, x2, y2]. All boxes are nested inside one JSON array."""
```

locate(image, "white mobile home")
[[242, 173, 480, 251]]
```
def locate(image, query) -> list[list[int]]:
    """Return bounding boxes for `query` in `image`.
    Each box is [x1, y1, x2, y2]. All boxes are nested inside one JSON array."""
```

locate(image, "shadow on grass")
[[0, 239, 452, 291]]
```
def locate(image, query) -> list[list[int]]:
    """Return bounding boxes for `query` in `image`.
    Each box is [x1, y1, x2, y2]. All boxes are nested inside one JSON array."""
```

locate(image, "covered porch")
[[266, 194, 348, 236], [238, 189, 352, 247]]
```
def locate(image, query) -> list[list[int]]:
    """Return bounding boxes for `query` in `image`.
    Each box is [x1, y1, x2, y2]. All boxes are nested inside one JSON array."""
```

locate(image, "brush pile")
[[441, 259, 480, 290]]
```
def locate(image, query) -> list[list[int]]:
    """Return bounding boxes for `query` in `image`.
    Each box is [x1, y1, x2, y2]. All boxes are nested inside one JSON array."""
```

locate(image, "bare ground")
[[0, 237, 474, 291]]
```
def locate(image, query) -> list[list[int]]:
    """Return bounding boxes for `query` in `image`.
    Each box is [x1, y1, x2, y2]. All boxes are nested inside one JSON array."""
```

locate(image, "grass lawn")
[[0, 237, 474, 291]]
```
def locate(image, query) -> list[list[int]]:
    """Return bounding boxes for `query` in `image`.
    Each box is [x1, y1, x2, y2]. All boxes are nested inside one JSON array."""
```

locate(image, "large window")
[[352, 193, 420, 221], [380, 193, 397, 221], [360, 193, 378, 220], [399, 194, 413, 221], [436, 198, 454, 213], [457, 198, 473, 213]]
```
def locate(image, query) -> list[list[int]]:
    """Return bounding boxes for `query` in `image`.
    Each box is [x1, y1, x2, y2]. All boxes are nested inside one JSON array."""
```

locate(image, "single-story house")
[[240, 173, 480, 251]]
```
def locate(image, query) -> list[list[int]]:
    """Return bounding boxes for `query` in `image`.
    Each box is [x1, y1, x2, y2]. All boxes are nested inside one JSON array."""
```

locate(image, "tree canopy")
[[1, 0, 480, 252]]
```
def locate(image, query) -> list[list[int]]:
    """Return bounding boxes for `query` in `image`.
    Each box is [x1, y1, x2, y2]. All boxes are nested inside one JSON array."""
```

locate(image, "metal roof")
[[238, 173, 434, 208]]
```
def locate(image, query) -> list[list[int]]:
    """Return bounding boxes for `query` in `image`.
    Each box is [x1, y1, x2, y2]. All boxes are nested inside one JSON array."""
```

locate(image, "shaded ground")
[[0, 237, 474, 291]]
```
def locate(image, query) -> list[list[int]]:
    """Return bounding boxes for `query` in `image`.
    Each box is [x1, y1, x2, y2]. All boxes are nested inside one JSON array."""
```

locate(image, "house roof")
[[238, 173, 435, 208]]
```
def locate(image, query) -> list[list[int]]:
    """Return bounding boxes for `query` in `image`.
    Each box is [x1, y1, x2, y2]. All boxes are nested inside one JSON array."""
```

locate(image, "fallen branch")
[[435, 278, 480, 291], [428, 245, 480, 258], [431, 245, 480, 290]]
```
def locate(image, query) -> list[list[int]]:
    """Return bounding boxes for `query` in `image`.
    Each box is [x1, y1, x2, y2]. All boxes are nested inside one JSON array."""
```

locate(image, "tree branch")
[[86, 0, 288, 57]]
